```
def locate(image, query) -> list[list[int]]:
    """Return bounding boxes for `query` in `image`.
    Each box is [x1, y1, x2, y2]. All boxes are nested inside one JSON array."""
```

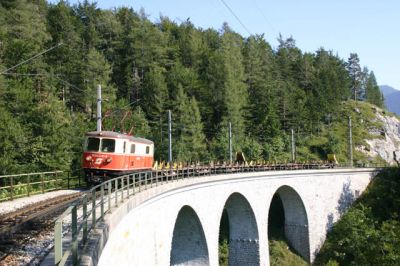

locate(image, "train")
[[82, 131, 154, 184]]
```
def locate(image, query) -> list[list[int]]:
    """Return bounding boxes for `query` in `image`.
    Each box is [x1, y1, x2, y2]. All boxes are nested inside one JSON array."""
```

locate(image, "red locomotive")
[[82, 131, 154, 183]]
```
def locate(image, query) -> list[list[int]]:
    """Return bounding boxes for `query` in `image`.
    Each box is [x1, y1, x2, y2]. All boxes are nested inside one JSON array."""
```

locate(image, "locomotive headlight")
[[105, 157, 112, 163], [85, 155, 92, 161]]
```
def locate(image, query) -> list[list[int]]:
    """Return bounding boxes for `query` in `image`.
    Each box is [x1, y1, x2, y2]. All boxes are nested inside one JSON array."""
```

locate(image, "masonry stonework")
[[95, 169, 375, 266]]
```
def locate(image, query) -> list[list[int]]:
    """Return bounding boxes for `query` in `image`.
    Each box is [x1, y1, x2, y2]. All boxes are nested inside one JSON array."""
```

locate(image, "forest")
[[0, 0, 384, 175]]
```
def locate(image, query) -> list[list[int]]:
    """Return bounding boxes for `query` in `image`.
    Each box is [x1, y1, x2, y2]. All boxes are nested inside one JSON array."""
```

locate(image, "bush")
[[315, 168, 400, 265]]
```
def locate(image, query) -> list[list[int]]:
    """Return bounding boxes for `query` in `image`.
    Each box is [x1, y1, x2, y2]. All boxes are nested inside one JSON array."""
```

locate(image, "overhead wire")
[[2, 72, 87, 94], [219, 0, 252, 36], [0, 43, 63, 75], [251, 0, 279, 37]]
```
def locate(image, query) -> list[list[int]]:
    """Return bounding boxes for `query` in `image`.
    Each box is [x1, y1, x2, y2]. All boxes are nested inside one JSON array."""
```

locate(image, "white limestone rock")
[[358, 108, 400, 165]]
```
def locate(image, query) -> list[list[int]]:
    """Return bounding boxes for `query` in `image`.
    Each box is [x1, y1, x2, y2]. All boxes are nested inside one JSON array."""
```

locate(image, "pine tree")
[[347, 53, 362, 101], [365, 71, 384, 108], [83, 48, 116, 118], [143, 66, 169, 159], [46, 0, 86, 108], [174, 87, 207, 161], [243, 35, 280, 141], [218, 24, 248, 146]]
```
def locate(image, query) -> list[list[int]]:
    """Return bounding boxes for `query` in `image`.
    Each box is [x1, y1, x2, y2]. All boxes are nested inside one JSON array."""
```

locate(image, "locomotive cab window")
[[131, 144, 135, 154], [101, 139, 115, 153], [86, 137, 100, 151], [146, 146, 150, 154]]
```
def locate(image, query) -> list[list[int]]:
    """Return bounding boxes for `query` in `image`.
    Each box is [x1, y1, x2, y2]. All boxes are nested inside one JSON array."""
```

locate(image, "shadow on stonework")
[[326, 213, 334, 233], [336, 180, 355, 216], [315, 183, 357, 263], [313, 213, 335, 261]]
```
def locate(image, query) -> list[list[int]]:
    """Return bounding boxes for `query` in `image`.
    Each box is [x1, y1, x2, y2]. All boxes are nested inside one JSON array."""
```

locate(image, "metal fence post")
[[71, 205, 78, 265], [83, 196, 88, 243], [101, 185, 105, 219], [139, 173, 142, 192], [127, 175, 130, 198], [145, 172, 148, 190], [92, 190, 96, 228], [115, 179, 118, 207], [54, 219, 63, 265], [121, 177, 124, 203], [132, 174, 136, 195], [41, 174, 45, 194], [9, 176, 13, 200], [108, 180, 112, 213], [27, 175, 30, 196], [55, 172, 59, 188]]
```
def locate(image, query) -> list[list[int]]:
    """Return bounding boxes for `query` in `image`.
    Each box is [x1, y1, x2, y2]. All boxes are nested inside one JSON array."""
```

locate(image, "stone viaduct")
[[85, 168, 376, 266]]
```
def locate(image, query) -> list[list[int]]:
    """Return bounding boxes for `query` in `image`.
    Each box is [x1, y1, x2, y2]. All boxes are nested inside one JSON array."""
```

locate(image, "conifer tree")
[[174, 87, 207, 161], [243, 35, 280, 141], [365, 71, 384, 108], [143, 66, 169, 159], [218, 24, 248, 146], [347, 53, 362, 101]]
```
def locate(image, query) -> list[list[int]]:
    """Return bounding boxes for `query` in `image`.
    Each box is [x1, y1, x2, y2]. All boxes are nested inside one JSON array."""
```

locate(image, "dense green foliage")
[[0, 0, 385, 174], [269, 240, 308, 266], [294, 100, 390, 165], [315, 168, 400, 265]]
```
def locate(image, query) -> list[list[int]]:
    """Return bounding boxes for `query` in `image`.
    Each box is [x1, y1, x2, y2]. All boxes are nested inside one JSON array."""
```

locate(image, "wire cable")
[[219, 0, 252, 35], [0, 43, 63, 75], [251, 0, 279, 36], [2, 72, 87, 94]]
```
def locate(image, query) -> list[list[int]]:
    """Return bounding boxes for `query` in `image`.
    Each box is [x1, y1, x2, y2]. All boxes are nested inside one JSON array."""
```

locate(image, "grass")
[[269, 239, 308, 266], [295, 100, 390, 165]]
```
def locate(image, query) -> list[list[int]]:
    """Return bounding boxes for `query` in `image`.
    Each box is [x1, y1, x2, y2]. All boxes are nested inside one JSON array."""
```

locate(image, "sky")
[[58, 0, 400, 90]]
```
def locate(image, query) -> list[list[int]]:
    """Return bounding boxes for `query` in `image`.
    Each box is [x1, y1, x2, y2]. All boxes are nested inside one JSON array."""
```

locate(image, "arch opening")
[[268, 186, 310, 263], [218, 192, 260, 266], [170, 206, 209, 266]]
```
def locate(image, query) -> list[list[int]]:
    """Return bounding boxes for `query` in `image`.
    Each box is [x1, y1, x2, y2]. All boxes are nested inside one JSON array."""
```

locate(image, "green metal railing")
[[0, 170, 85, 202], [54, 162, 345, 265]]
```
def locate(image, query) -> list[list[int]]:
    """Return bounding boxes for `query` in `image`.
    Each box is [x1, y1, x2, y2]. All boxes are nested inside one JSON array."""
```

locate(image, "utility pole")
[[229, 122, 232, 163], [291, 128, 295, 162], [168, 110, 172, 163], [96, 84, 102, 132], [348, 116, 353, 167]]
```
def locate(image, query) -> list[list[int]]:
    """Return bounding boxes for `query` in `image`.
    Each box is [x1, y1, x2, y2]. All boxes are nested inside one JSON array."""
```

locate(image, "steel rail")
[[0, 192, 83, 235]]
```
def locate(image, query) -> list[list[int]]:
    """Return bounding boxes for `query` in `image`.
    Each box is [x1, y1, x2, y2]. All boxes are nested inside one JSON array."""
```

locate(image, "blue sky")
[[58, 0, 400, 90]]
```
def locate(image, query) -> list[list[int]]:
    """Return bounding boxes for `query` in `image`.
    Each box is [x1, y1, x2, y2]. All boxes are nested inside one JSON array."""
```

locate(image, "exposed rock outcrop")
[[358, 108, 400, 165]]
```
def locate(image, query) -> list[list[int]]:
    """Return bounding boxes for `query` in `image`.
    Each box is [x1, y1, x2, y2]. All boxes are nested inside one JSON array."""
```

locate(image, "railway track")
[[0, 192, 83, 266]]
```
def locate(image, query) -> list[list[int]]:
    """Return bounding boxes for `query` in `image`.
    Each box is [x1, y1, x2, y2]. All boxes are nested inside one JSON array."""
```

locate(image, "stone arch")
[[170, 205, 209, 266], [220, 192, 260, 265], [270, 185, 310, 262]]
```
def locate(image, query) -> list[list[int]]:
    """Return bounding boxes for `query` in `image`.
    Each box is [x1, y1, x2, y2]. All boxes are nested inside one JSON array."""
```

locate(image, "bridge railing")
[[54, 162, 378, 265], [0, 170, 86, 202]]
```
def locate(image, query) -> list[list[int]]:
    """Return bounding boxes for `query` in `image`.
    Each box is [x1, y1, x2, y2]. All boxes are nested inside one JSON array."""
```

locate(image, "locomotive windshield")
[[101, 138, 115, 152], [85, 137, 115, 152], [86, 137, 100, 151]]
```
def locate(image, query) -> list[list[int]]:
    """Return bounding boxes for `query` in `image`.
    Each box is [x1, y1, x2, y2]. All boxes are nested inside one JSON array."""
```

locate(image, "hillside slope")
[[297, 101, 400, 166], [314, 168, 400, 265]]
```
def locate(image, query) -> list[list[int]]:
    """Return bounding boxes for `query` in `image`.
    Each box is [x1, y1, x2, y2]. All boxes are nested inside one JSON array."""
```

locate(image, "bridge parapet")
[[51, 167, 378, 266]]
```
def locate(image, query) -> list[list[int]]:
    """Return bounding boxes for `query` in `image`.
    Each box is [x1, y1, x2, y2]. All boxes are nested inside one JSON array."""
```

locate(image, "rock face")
[[360, 109, 400, 165]]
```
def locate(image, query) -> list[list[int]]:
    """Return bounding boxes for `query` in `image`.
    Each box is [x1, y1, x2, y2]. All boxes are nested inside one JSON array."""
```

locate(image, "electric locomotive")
[[82, 131, 154, 184]]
